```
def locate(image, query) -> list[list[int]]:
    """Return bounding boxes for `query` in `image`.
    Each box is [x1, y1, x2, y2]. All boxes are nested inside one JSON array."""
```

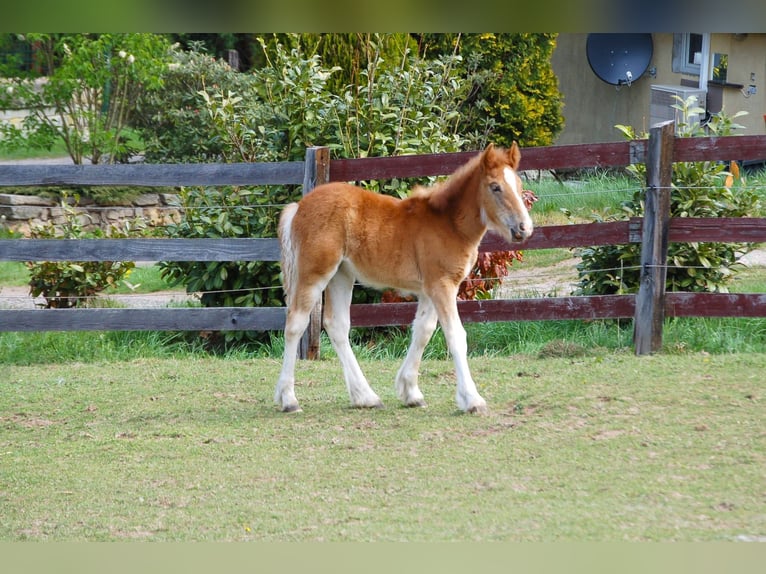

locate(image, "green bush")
[[0, 33, 170, 164], [157, 39, 338, 345], [576, 96, 761, 295], [149, 35, 558, 346], [133, 43, 255, 163], [159, 186, 287, 307], [419, 33, 564, 148], [26, 196, 136, 308]]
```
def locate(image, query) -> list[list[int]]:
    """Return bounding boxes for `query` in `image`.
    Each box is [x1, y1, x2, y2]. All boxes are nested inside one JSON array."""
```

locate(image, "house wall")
[[710, 33, 766, 133], [552, 33, 766, 145]]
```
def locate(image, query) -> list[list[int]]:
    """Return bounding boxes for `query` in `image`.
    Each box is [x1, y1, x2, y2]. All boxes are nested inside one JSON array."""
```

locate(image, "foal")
[[275, 143, 533, 414]]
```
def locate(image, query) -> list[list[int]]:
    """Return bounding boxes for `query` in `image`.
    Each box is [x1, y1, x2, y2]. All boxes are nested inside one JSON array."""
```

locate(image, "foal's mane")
[[409, 149, 486, 212]]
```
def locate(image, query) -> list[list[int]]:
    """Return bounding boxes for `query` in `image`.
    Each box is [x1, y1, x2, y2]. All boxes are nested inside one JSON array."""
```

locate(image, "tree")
[[0, 33, 170, 164], [418, 33, 564, 148]]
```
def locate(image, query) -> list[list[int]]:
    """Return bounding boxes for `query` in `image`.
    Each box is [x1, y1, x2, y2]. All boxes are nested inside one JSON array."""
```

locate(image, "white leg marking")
[[275, 204, 305, 413], [430, 289, 487, 414], [324, 264, 383, 408], [275, 304, 312, 412]]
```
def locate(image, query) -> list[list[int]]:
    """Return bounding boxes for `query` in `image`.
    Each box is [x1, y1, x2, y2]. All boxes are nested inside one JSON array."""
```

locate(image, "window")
[[673, 33, 704, 75]]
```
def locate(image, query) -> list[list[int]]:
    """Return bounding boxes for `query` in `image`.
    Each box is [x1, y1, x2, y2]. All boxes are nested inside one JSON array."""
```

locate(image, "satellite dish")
[[586, 33, 653, 86]]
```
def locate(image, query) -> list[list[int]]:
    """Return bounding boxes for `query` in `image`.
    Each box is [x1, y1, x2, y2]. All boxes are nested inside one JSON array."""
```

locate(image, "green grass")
[[1, 353, 763, 541], [112, 264, 177, 294], [518, 247, 574, 268], [730, 261, 766, 293], [0, 262, 177, 295], [527, 172, 640, 223], [0, 261, 29, 287], [2, 167, 765, 542], [0, 140, 70, 162], [4, 312, 766, 366]]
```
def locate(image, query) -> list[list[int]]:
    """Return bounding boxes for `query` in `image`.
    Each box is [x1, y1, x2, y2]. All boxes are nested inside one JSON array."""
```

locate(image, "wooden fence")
[[1, 124, 765, 357]]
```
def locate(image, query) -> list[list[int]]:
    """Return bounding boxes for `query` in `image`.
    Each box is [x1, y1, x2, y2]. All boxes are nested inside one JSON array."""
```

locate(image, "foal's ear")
[[482, 142, 498, 169], [507, 141, 521, 170]]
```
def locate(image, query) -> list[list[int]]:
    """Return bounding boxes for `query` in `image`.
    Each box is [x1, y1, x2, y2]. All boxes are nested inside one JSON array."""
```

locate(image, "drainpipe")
[[699, 33, 711, 90]]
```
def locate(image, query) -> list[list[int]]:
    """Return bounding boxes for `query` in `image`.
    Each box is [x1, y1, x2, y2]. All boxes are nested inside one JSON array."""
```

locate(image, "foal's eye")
[[490, 182, 502, 194]]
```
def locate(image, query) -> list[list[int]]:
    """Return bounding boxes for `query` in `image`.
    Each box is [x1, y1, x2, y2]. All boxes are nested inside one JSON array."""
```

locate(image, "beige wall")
[[711, 33, 766, 133], [552, 33, 766, 145]]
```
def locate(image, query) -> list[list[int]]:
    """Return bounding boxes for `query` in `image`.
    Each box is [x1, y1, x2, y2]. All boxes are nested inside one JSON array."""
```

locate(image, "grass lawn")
[[0, 141, 70, 162], [1, 353, 764, 541], [0, 261, 179, 295]]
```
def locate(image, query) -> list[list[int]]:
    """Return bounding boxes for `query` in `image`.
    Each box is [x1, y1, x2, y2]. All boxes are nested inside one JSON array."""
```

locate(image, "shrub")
[[576, 96, 761, 295], [419, 33, 564, 148], [26, 196, 136, 308], [133, 42, 255, 163], [0, 33, 170, 164], [158, 186, 287, 308], [157, 39, 336, 345], [156, 36, 539, 344]]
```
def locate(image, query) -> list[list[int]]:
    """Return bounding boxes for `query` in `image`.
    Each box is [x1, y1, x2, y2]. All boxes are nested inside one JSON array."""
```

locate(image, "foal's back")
[[287, 182, 439, 292]]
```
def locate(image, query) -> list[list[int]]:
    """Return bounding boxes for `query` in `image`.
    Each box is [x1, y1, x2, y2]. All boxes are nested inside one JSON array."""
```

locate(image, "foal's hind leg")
[[274, 285, 321, 412], [324, 263, 383, 408], [395, 296, 438, 407]]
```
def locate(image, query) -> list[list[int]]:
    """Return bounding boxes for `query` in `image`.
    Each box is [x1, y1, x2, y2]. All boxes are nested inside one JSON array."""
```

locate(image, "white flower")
[[6, 85, 14, 95], [127, 54, 135, 64], [118, 50, 127, 58]]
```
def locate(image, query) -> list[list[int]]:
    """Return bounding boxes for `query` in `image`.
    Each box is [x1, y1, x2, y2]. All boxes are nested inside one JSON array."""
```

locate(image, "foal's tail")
[[278, 202, 300, 304]]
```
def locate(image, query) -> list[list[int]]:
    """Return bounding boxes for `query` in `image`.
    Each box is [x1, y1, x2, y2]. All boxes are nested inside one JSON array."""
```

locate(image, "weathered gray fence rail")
[[0, 156, 306, 338], [0, 162, 305, 187], [1, 133, 765, 357], [0, 238, 281, 262]]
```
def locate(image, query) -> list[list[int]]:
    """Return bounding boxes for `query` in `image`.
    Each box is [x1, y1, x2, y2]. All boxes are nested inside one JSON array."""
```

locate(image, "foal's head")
[[478, 143, 534, 243]]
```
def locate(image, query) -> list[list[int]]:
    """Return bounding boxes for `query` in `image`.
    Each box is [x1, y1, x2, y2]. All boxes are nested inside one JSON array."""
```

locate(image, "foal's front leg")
[[430, 287, 488, 415]]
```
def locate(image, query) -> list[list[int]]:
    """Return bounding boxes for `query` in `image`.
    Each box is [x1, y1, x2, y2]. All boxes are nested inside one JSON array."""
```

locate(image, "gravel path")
[[0, 287, 196, 310]]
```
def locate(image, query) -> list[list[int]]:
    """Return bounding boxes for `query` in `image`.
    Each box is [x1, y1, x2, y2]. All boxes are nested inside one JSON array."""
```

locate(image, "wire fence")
[[3, 174, 765, 309]]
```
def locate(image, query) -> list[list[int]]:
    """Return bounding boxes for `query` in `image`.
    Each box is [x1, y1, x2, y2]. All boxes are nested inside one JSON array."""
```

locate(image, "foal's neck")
[[438, 163, 487, 243]]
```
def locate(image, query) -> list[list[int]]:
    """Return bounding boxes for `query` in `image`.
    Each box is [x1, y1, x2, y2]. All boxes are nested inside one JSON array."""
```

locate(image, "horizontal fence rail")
[[350, 295, 638, 328], [4, 218, 762, 263], [0, 238, 281, 262], [1, 135, 765, 356], [0, 307, 286, 332], [0, 162, 305, 187]]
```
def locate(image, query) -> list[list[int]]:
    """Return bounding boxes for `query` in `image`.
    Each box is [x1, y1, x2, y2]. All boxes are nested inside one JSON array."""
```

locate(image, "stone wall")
[[0, 193, 183, 236]]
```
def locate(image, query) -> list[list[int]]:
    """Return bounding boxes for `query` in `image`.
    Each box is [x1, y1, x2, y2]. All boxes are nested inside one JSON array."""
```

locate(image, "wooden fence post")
[[634, 121, 674, 355], [298, 146, 330, 360]]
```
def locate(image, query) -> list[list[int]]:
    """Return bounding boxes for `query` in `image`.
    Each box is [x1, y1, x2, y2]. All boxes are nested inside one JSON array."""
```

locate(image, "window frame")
[[672, 33, 704, 76]]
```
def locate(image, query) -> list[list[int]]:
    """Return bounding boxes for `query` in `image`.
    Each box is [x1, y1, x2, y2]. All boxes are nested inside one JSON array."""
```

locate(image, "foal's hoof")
[[404, 399, 427, 408], [281, 404, 303, 414], [467, 403, 489, 416], [353, 399, 385, 409]]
